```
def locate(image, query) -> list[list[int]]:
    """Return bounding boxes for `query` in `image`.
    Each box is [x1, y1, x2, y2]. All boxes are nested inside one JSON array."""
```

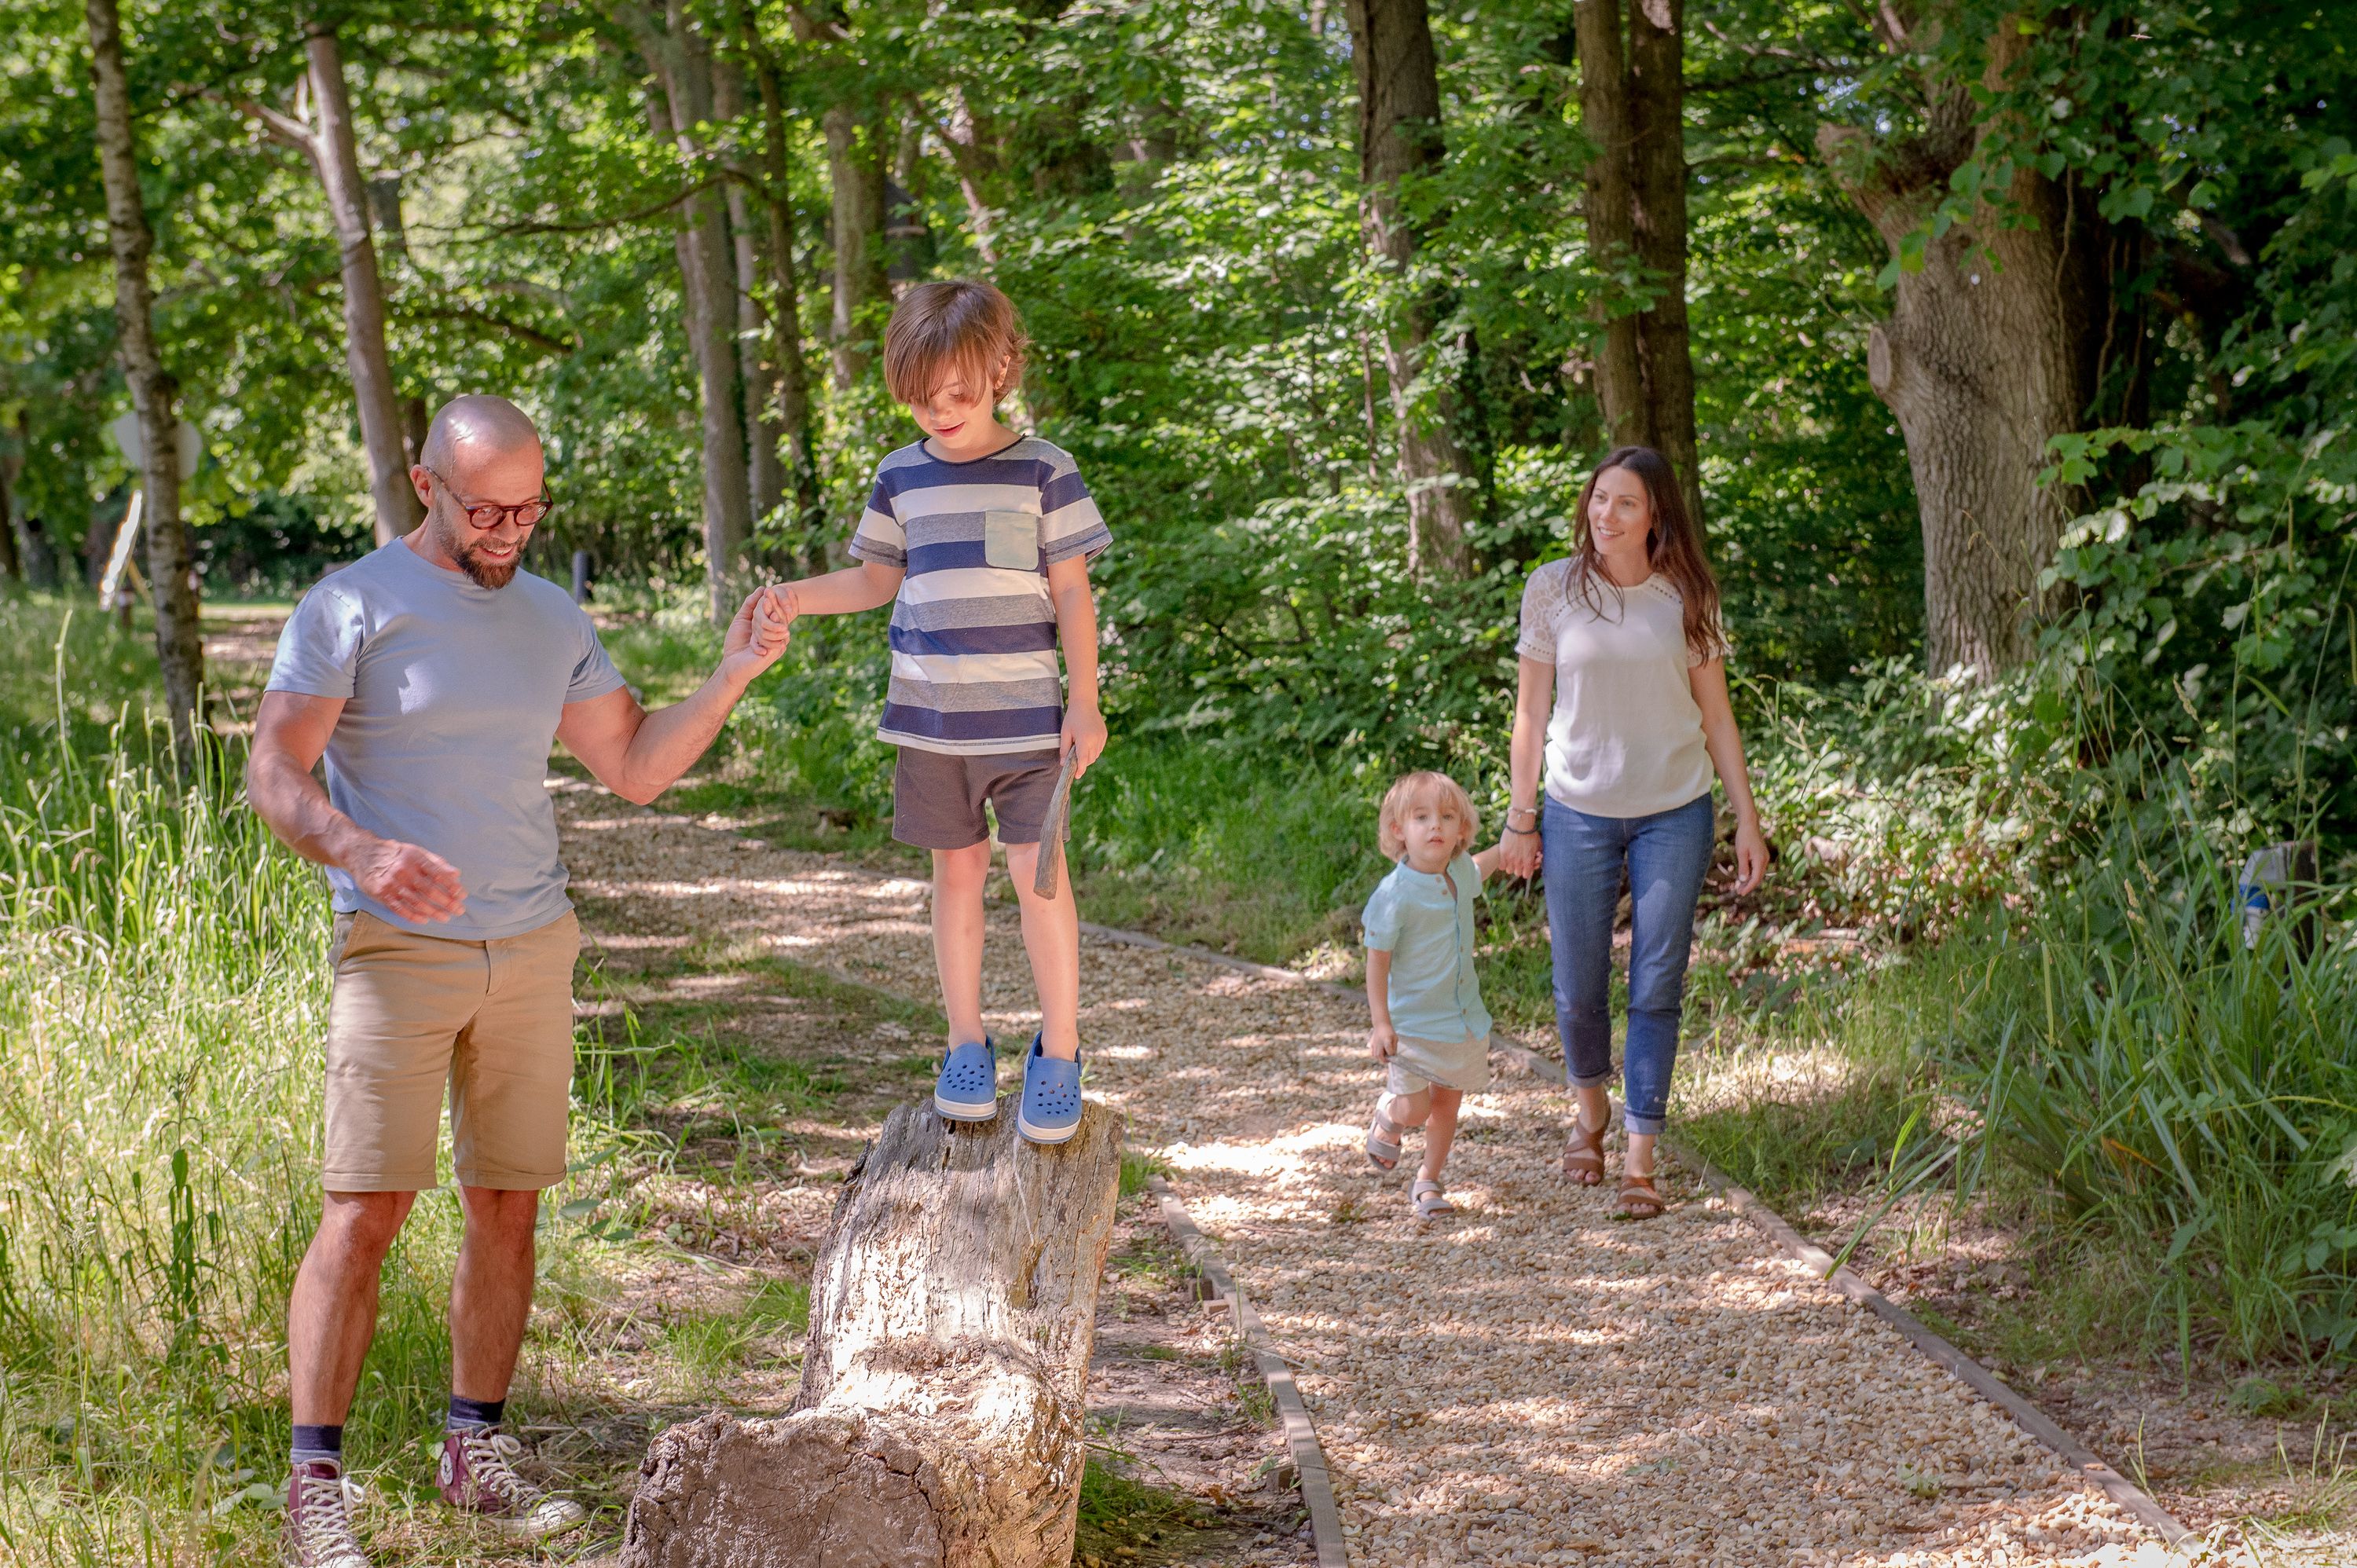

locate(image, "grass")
[[0, 588, 940, 1563], [1680, 834, 2357, 1379]]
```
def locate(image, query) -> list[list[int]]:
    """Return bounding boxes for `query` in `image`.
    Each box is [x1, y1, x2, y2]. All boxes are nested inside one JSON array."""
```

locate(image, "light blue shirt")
[[266, 540, 626, 940], [1361, 854, 1493, 1043]]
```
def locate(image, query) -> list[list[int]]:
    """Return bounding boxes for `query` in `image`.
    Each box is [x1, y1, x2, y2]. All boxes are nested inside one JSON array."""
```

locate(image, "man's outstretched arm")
[[247, 691, 467, 924], [557, 585, 792, 807]]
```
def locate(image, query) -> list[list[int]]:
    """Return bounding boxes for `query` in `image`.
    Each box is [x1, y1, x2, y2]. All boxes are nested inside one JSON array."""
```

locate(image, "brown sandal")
[[1618, 1171, 1666, 1219], [1563, 1117, 1606, 1186]]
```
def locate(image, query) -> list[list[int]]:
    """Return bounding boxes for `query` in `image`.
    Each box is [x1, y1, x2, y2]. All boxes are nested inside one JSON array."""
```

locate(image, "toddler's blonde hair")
[[1377, 771, 1479, 862], [882, 279, 1028, 407]]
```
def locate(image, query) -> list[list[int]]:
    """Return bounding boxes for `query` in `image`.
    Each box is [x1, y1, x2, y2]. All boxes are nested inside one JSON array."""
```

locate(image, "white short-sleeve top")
[[1516, 559, 1718, 820]]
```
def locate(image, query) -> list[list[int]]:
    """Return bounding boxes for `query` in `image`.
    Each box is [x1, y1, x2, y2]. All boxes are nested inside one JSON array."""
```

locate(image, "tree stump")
[[621, 1101, 1124, 1568]]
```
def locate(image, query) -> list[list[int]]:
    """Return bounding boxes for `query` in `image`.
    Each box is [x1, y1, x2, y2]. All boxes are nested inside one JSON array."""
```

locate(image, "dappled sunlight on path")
[[552, 779, 2179, 1567]]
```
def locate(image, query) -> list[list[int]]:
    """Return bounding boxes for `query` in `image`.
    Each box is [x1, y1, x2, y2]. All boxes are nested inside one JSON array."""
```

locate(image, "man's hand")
[[718, 585, 794, 688], [1061, 700, 1108, 778], [352, 837, 466, 924], [1368, 1021, 1398, 1062]]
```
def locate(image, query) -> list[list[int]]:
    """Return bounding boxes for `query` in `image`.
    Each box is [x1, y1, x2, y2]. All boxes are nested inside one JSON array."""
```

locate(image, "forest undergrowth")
[[5, 581, 2357, 1559]]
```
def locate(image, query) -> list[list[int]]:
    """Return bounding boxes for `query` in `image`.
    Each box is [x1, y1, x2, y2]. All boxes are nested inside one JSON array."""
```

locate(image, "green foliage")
[[1941, 849, 2357, 1368]]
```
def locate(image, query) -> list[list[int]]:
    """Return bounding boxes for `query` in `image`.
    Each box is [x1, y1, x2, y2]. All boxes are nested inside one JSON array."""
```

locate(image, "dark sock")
[[290, 1423, 343, 1467], [446, 1394, 505, 1433]]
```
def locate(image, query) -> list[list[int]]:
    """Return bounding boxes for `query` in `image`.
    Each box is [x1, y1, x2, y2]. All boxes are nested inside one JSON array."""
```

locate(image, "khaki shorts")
[[1386, 1033, 1493, 1097], [323, 908, 581, 1192]]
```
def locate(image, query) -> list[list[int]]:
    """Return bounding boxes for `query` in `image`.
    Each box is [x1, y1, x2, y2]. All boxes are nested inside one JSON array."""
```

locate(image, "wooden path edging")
[[645, 811, 2192, 1552], [1479, 1037, 2194, 1547], [1145, 1174, 1349, 1568], [1083, 912, 2195, 1547]]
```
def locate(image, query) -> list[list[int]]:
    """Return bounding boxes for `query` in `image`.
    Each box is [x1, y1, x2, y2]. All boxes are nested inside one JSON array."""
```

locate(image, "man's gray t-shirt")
[[266, 540, 626, 940]]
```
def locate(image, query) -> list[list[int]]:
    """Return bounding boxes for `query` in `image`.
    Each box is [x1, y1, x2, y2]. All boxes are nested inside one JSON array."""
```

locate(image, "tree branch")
[[231, 95, 318, 161], [403, 303, 574, 354], [474, 174, 724, 235]]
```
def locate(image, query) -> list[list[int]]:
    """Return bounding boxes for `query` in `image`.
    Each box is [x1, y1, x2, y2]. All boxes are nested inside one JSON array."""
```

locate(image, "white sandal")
[[1412, 1178, 1455, 1220], [1366, 1099, 1406, 1171]]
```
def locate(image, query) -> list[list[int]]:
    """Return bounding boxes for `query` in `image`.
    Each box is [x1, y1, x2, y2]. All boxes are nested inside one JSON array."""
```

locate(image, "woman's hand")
[[1732, 817, 1769, 895], [1499, 823, 1542, 881], [1367, 1021, 1398, 1062]]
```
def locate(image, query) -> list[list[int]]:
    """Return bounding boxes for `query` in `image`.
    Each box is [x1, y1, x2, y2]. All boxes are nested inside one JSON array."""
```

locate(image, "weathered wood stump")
[[621, 1100, 1123, 1568]]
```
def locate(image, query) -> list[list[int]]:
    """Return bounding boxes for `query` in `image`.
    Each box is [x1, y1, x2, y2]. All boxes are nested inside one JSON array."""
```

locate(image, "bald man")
[[248, 395, 790, 1567]]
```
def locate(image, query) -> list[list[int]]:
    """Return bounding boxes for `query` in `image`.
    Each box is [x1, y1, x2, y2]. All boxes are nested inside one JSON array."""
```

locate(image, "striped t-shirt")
[[849, 435, 1111, 754]]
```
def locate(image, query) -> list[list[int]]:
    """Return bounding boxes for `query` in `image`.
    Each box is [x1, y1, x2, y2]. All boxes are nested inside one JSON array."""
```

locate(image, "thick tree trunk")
[[1345, 0, 1476, 579], [632, 2, 755, 625], [1819, 26, 2104, 676], [823, 102, 889, 390], [1574, 0, 1642, 444], [1625, 0, 1702, 532], [1576, 0, 1703, 531], [303, 26, 423, 548], [622, 1103, 1122, 1567], [84, 0, 203, 760]]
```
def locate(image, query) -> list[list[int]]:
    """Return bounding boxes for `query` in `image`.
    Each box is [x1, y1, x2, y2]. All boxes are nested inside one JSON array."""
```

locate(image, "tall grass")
[[1933, 849, 2357, 1368], [0, 606, 562, 1563]]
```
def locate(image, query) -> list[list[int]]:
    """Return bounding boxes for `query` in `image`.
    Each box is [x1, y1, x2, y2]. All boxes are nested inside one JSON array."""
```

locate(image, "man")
[[247, 395, 790, 1568]]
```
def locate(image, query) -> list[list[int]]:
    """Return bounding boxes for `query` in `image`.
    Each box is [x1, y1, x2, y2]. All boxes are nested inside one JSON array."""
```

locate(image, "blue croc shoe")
[[1017, 1035, 1083, 1145], [933, 1039, 999, 1123]]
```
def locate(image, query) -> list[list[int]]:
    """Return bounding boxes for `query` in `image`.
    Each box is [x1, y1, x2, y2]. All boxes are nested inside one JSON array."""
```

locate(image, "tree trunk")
[[0, 430, 20, 581], [1819, 25, 2105, 676], [632, 1, 755, 626], [1625, 0, 1701, 532], [1344, 0, 1476, 579], [84, 0, 204, 760], [1576, 0, 1703, 532], [936, 86, 1003, 269], [823, 101, 889, 390], [621, 1103, 1122, 1567], [1574, 0, 1641, 444], [715, 63, 786, 528], [304, 25, 423, 548], [735, 13, 824, 558]]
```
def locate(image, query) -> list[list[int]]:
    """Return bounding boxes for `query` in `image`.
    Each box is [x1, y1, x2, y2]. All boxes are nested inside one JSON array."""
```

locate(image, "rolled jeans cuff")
[[1567, 1066, 1616, 1091], [1622, 1109, 1666, 1137]]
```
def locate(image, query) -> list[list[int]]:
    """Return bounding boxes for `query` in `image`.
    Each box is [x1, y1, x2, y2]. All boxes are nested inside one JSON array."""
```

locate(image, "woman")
[[1497, 446, 1767, 1218]]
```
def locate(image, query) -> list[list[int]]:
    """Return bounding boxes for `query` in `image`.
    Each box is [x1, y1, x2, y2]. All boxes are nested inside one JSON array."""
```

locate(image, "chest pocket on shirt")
[[983, 509, 1039, 571]]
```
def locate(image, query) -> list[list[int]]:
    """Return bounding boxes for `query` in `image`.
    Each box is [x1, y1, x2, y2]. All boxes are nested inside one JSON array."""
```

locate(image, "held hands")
[[1498, 822, 1542, 881], [353, 836, 465, 924], [1367, 1020, 1398, 1064], [718, 585, 795, 687]]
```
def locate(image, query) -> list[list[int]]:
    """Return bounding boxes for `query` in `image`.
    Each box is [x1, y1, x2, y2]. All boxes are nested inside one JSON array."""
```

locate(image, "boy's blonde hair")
[[882, 279, 1029, 407], [1377, 771, 1480, 862]]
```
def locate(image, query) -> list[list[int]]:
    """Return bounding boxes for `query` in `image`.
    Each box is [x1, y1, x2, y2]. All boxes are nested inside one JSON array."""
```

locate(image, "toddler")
[[762, 279, 1109, 1145], [1362, 771, 1504, 1219]]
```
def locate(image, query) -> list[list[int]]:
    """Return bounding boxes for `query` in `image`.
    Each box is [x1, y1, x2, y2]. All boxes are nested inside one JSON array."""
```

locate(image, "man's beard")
[[435, 514, 519, 589]]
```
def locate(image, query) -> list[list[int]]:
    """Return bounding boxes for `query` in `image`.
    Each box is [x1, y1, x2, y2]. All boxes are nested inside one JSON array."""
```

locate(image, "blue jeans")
[[1541, 793, 1714, 1135]]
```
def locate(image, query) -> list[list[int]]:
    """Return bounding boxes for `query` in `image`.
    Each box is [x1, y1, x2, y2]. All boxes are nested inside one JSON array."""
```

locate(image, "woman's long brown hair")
[[1562, 445, 1727, 662]]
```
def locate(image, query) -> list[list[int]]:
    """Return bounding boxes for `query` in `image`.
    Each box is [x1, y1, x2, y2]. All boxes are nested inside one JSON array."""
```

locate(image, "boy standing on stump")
[[766, 280, 1109, 1144]]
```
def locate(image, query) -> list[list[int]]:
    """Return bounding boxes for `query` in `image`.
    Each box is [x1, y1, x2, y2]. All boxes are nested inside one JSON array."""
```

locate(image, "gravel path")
[[554, 782, 2195, 1568]]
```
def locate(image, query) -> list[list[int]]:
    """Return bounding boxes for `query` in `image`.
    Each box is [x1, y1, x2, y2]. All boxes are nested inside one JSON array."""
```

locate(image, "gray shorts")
[[892, 746, 1062, 850]]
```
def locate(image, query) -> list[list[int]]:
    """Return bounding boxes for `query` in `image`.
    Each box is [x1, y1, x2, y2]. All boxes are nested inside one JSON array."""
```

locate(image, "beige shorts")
[[1386, 1033, 1494, 1097], [323, 908, 581, 1192]]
